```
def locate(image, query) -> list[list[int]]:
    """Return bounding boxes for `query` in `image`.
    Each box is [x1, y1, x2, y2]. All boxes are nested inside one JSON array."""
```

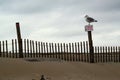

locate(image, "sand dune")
[[0, 58, 120, 80]]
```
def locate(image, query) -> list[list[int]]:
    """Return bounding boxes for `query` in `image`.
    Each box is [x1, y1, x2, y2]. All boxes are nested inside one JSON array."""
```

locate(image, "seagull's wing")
[[87, 17, 95, 22]]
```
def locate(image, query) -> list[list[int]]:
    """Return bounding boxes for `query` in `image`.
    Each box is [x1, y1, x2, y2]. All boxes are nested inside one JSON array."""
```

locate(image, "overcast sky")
[[0, 0, 120, 46]]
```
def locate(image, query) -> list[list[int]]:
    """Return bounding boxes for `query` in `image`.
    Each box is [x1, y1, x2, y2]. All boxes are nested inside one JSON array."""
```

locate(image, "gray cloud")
[[1, 0, 120, 14], [0, 0, 120, 45]]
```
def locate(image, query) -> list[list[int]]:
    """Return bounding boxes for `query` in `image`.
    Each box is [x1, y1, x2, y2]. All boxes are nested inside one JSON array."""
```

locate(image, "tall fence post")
[[88, 31, 94, 63], [85, 24, 94, 63], [16, 22, 23, 58]]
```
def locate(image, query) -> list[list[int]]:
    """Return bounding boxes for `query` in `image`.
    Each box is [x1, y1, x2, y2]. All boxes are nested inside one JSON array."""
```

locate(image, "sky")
[[0, 0, 120, 46]]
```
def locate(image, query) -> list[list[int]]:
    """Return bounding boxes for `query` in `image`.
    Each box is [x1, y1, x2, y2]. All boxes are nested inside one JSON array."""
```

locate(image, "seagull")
[[85, 15, 97, 24]]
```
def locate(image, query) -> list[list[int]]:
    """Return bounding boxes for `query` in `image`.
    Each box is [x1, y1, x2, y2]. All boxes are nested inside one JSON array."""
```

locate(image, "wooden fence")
[[0, 39, 120, 63]]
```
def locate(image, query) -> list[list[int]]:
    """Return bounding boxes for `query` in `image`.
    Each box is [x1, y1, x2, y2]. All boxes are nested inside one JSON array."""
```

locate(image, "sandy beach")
[[0, 58, 120, 80]]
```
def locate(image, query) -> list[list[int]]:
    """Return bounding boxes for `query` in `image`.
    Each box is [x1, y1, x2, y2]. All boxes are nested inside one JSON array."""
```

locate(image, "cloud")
[[0, 0, 120, 46], [0, 0, 79, 14]]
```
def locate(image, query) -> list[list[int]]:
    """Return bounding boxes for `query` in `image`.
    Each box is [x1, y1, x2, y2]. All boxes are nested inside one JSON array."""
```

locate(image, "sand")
[[0, 58, 120, 80]]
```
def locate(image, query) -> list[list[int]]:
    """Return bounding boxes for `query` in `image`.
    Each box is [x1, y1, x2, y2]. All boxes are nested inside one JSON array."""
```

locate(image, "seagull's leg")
[[88, 23, 90, 25]]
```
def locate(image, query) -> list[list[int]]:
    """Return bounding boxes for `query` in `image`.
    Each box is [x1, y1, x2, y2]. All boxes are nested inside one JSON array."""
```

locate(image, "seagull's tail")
[[94, 20, 97, 22]]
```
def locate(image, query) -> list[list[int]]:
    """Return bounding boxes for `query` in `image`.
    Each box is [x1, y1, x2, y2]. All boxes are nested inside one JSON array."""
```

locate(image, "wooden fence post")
[[16, 22, 23, 58], [88, 31, 94, 63]]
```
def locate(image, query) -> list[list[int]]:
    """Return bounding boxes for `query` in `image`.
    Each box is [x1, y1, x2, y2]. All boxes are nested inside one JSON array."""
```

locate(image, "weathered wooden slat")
[[49, 43, 52, 58], [27, 39, 29, 57], [43, 42, 46, 57], [103, 47, 105, 62], [86, 41, 89, 62], [58, 43, 60, 59], [72, 43, 75, 61], [30, 40, 32, 58], [100, 47, 102, 62], [115, 46, 118, 62], [113, 46, 116, 62], [51, 43, 54, 58], [12, 39, 14, 58], [32, 41, 35, 58], [75, 42, 78, 61], [94, 46, 97, 63], [97, 46, 101, 62], [0, 41, 1, 57], [69, 43, 72, 61], [66, 44, 69, 61], [15, 39, 18, 58], [6, 40, 8, 58], [119, 47, 120, 62], [83, 41, 86, 62], [105, 46, 108, 62], [55, 43, 57, 58], [61, 43, 63, 60], [80, 42, 83, 62], [63, 43, 66, 61], [41, 42, 43, 58], [36, 41, 38, 57], [77, 42, 81, 61], [24, 39, 26, 58], [111, 47, 113, 62], [108, 46, 110, 62], [38, 42, 40, 57], [46, 42, 49, 58]]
